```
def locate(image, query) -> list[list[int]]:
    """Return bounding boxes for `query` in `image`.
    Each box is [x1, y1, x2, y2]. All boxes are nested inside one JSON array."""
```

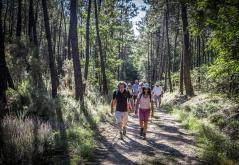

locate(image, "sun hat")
[[143, 83, 150, 89]]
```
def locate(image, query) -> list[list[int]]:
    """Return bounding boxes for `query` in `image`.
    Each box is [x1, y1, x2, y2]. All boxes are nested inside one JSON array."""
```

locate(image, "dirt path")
[[86, 109, 203, 165]]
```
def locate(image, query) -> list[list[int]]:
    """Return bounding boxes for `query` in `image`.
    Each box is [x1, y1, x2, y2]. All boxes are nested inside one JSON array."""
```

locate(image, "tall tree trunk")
[[0, 0, 8, 110], [9, 0, 14, 39], [61, 0, 67, 60], [84, 0, 91, 80], [0, 0, 4, 157], [172, 4, 179, 72], [57, 10, 63, 76], [165, 0, 173, 92], [16, 0, 22, 38], [181, 3, 194, 97], [67, 24, 71, 59], [42, 0, 57, 98], [197, 36, 201, 89], [94, 0, 108, 94], [179, 48, 184, 94], [28, 0, 33, 41], [33, 0, 39, 46], [159, 17, 165, 80], [70, 0, 84, 101], [3, 0, 9, 35]]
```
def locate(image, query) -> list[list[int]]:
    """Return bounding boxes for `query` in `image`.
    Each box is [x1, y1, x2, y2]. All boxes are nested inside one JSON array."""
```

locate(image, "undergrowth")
[[161, 92, 239, 165], [1, 80, 108, 164]]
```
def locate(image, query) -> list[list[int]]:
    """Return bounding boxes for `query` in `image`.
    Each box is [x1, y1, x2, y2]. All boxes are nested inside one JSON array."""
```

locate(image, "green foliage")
[[198, 126, 239, 165], [2, 78, 109, 164], [67, 127, 95, 159], [190, 0, 239, 96], [162, 92, 239, 163]]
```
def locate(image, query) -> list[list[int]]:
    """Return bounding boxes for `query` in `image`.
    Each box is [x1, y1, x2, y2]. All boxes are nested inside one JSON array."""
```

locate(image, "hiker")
[[152, 82, 163, 108], [138, 82, 144, 94], [134, 82, 144, 116], [111, 81, 132, 139], [127, 83, 134, 112], [132, 80, 139, 109], [136, 83, 153, 139]]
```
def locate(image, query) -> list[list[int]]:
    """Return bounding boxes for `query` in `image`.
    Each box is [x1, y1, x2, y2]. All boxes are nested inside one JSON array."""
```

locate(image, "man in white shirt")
[[152, 82, 163, 108]]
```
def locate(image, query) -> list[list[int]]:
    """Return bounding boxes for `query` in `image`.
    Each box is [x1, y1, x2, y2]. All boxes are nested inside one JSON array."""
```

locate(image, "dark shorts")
[[133, 95, 137, 100], [139, 108, 150, 121]]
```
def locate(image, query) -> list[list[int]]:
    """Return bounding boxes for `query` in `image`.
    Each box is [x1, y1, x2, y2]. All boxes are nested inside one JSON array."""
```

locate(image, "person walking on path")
[[127, 83, 134, 113], [111, 81, 132, 140], [135, 83, 153, 140], [152, 82, 163, 109], [132, 80, 139, 109], [134, 81, 144, 116]]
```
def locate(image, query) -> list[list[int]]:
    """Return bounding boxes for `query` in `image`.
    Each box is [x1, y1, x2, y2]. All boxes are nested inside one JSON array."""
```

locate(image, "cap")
[[143, 83, 150, 89]]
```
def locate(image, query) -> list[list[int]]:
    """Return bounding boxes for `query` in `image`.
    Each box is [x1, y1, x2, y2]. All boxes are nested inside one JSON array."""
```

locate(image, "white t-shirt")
[[153, 86, 162, 96], [138, 94, 151, 109]]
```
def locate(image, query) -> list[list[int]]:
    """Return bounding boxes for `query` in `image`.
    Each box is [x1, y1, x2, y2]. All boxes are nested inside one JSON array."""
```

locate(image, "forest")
[[0, 0, 238, 164]]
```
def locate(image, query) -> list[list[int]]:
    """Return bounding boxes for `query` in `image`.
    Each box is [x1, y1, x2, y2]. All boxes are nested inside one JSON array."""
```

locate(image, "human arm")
[[111, 99, 116, 114], [135, 95, 140, 114], [111, 91, 117, 114], [150, 100, 154, 117]]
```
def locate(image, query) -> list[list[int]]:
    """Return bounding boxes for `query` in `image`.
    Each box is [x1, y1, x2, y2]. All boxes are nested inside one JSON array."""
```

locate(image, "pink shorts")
[[139, 108, 150, 121]]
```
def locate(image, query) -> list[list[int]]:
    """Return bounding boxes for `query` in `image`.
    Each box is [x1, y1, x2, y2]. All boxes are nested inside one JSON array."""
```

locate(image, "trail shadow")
[[81, 107, 136, 165], [53, 104, 70, 165], [146, 138, 185, 158], [123, 129, 186, 159], [147, 131, 194, 146], [42, 100, 70, 165], [152, 123, 189, 136]]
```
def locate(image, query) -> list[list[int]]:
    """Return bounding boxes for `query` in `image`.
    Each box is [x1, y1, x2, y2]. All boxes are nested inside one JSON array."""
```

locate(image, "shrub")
[[198, 125, 239, 164], [1, 115, 53, 164]]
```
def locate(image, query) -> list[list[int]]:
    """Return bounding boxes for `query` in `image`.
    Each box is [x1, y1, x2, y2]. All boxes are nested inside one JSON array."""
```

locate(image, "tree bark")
[[179, 48, 184, 94], [28, 0, 33, 41], [94, 0, 108, 94], [70, 0, 84, 101], [0, 0, 8, 109], [84, 0, 91, 80], [197, 36, 201, 89], [16, 0, 22, 38], [172, 4, 180, 72], [181, 3, 194, 97], [165, 0, 173, 92], [42, 0, 58, 98]]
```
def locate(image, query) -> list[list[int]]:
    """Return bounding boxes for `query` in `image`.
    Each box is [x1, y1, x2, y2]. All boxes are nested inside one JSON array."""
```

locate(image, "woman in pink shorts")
[[136, 83, 153, 139]]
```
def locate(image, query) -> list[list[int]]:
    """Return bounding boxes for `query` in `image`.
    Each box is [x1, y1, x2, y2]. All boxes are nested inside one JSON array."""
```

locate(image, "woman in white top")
[[136, 83, 153, 139]]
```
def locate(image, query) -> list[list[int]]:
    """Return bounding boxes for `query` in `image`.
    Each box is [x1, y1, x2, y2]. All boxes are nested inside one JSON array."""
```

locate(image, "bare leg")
[[140, 120, 144, 128], [143, 120, 148, 139], [143, 121, 148, 133]]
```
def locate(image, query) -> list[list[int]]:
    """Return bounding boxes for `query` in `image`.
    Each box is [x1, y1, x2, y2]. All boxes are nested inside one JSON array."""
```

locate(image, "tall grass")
[[1, 115, 53, 164], [1, 81, 108, 164], [161, 92, 239, 164]]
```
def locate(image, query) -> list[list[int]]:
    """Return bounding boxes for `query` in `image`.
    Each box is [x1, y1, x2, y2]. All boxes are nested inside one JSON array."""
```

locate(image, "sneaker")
[[123, 127, 126, 136], [143, 132, 146, 140], [140, 128, 143, 136], [120, 131, 123, 140]]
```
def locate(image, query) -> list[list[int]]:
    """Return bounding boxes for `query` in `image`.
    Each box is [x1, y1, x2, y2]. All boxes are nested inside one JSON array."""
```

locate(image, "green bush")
[[161, 103, 174, 113], [198, 125, 239, 164], [67, 127, 95, 160], [209, 113, 226, 128]]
